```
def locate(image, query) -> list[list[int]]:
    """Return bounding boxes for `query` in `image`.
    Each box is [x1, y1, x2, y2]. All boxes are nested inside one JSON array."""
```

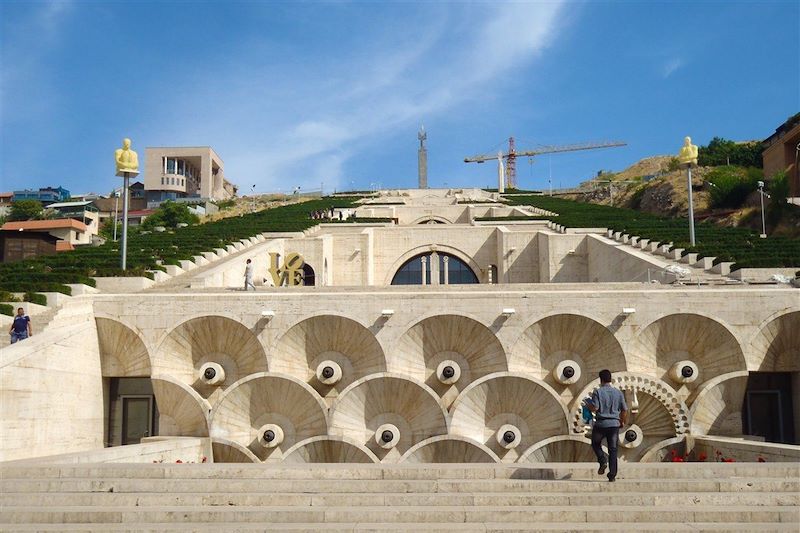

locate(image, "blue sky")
[[1, 1, 798, 196]]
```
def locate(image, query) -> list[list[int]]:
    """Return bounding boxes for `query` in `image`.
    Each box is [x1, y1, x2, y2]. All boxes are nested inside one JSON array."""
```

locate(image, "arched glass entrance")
[[302, 264, 315, 286], [391, 252, 479, 285]]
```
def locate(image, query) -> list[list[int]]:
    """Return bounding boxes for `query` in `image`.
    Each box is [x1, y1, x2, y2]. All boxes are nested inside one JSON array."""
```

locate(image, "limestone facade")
[[1, 190, 798, 464]]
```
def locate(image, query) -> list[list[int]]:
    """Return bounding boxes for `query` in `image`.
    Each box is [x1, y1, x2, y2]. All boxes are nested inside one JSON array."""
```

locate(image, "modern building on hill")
[[0, 188, 797, 467], [763, 114, 800, 197], [143, 147, 236, 204], [0, 192, 12, 218], [0, 218, 93, 250], [45, 201, 100, 234], [12, 186, 70, 205]]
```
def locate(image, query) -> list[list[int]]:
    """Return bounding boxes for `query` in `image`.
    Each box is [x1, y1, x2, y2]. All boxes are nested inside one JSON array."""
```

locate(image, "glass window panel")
[[391, 252, 476, 285]]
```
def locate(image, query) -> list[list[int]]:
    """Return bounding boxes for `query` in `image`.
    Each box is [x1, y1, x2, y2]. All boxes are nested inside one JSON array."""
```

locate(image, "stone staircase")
[[0, 305, 60, 349], [0, 463, 797, 531]]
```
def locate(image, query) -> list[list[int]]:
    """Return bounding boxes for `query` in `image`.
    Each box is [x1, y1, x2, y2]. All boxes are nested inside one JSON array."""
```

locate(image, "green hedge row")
[[506, 195, 800, 269], [24, 293, 48, 306], [0, 197, 362, 295], [0, 291, 19, 303], [474, 216, 551, 221], [0, 304, 13, 316], [329, 217, 394, 224]]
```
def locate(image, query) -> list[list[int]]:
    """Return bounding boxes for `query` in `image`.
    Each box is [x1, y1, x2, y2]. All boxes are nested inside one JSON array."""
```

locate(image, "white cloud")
[[143, 2, 567, 193], [662, 57, 684, 78]]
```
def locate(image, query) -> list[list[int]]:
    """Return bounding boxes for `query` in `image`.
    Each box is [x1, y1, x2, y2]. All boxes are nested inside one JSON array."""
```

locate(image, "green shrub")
[[142, 201, 200, 230], [99, 220, 122, 240], [9, 200, 44, 221], [0, 304, 13, 316], [215, 199, 236, 210], [629, 186, 648, 210], [706, 166, 761, 209], [769, 171, 789, 208], [23, 292, 48, 306], [0, 290, 18, 303], [666, 157, 681, 172]]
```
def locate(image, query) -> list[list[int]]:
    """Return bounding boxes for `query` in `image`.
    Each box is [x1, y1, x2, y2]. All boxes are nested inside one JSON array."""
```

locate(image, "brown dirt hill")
[[202, 195, 315, 222], [565, 156, 800, 237], [570, 156, 713, 217]]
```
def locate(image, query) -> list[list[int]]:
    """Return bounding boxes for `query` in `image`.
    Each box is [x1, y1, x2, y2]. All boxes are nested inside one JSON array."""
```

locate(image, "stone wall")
[[0, 299, 104, 461]]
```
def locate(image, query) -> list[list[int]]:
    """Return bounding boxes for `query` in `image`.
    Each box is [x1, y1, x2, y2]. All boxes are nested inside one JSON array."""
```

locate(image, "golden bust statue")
[[678, 136, 698, 166], [115, 138, 139, 173]]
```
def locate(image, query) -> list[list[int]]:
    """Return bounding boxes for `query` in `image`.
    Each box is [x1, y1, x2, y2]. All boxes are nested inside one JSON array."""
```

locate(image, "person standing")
[[244, 259, 255, 291], [9, 307, 32, 344], [586, 369, 628, 482]]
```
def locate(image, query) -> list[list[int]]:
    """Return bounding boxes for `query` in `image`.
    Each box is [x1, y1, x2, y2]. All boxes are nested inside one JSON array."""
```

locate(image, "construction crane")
[[464, 137, 627, 189]]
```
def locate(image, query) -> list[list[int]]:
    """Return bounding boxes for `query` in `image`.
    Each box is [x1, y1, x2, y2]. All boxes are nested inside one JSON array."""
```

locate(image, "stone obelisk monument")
[[418, 125, 428, 189]]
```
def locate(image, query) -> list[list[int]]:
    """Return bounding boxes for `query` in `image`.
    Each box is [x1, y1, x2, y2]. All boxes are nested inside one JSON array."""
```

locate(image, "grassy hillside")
[[506, 194, 800, 270], [0, 197, 362, 299]]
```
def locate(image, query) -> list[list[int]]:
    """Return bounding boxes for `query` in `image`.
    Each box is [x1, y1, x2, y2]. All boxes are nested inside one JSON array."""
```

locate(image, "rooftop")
[[2, 219, 88, 232], [45, 201, 95, 209]]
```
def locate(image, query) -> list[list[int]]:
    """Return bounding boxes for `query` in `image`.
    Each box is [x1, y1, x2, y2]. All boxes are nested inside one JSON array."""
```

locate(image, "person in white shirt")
[[244, 259, 255, 291]]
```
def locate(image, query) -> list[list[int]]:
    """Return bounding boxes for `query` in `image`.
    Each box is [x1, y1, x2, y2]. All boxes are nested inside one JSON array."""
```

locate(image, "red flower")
[[722, 458, 735, 463], [757, 457, 766, 463], [697, 452, 707, 462], [175, 459, 183, 463]]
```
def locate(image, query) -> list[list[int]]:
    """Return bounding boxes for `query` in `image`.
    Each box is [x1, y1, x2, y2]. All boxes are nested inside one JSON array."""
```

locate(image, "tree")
[[698, 137, 763, 168], [9, 200, 43, 221], [141, 201, 200, 229]]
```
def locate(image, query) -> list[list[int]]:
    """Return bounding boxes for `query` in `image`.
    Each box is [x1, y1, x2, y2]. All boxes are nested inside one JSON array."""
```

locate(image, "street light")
[[112, 188, 120, 242], [677, 136, 699, 246], [250, 184, 256, 213], [757, 180, 770, 238]]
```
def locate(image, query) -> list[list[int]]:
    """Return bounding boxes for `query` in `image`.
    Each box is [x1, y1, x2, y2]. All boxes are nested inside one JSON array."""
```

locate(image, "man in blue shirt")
[[9, 307, 32, 344], [586, 369, 628, 482]]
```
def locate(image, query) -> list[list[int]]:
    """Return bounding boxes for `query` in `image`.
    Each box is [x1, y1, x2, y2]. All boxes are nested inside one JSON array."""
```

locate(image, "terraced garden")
[[0, 197, 361, 299], [507, 195, 800, 270]]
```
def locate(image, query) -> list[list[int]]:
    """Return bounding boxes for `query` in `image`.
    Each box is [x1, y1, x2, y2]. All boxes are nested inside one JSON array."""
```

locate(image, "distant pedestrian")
[[9, 307, 32, 344], [586, 369, 628, 482], [244, 259, 255, 291]]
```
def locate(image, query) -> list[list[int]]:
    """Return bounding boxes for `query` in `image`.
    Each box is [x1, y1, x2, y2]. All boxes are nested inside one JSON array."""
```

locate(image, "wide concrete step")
[[2, 490, 797, 508], [2, 464, 796, 530], [1, 505, 797, 524], [2, 523, 798, 532], [3, 463, 796, 480], [3, 477, 797, 494]]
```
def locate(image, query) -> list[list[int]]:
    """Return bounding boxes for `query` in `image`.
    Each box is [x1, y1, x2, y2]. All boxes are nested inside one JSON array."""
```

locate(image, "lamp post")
[[686, 166, 696, 246], [759, 181, 767, 237], [119, 173, 134, 269], [677, 136, 699, 246], [112, 189, 119, 242], [114, 138, 139, 270]]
